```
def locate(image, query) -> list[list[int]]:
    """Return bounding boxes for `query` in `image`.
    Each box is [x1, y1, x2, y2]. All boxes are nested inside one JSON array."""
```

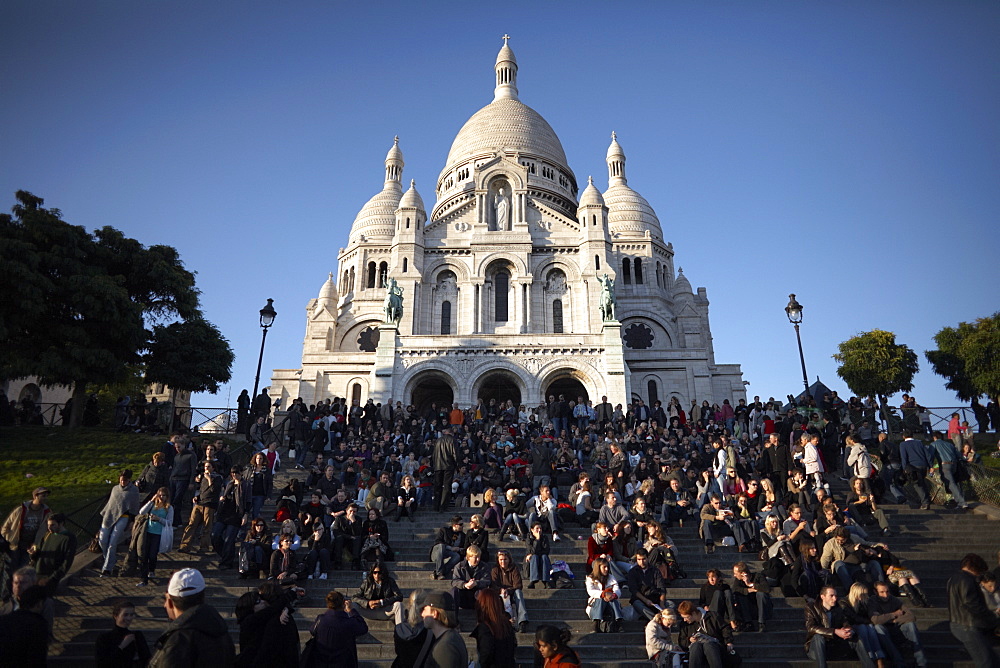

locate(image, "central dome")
[[443, 98, 570, 175]]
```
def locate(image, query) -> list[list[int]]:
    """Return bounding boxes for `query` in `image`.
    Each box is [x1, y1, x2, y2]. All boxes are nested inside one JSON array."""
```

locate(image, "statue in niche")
[[598, 273, 616, 322], [383, 277, 403, 324], [494, 187, 510, 231]]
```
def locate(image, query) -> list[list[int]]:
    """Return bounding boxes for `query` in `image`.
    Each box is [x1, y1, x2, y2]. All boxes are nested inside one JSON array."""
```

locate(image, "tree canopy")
[[832, 329, 919, 400], [145, 318, 234, 397], [926, 312, 1000, 401], [0, 190, 232, 424]]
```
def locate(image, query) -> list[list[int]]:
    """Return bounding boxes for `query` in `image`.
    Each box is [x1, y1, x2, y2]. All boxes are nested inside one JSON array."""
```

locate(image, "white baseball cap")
[[167, 568, 206, 597]]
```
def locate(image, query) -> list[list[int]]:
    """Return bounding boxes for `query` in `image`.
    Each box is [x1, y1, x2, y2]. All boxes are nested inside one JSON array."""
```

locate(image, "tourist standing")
[[179, 461, 222, 553], [306, 590, 368, 668], [135, 488, 173, 587], [432, 431, 458, 512], [1, 487, 52, 593], [98, 470, 140, 577], [947, 553, 1000, 667], [168, 439, 197, 527]]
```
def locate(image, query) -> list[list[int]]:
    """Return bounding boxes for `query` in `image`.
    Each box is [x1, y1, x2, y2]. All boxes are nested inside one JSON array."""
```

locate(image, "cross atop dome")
[[611, 130, 617, 141], [502, 34, 510, 45], [494, 35, 519, 100]]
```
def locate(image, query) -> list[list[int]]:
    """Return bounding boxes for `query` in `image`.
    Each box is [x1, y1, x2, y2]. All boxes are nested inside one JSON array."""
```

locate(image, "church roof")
[[578, 176, 605, 208], [443, 98, 570, 176]]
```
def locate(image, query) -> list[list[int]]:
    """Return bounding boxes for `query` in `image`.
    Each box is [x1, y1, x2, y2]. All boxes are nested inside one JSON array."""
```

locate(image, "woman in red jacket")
[[534, 624, 580, 667]]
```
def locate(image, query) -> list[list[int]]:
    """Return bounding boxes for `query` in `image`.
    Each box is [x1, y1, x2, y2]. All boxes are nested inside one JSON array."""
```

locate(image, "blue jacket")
[[899, 438, 931, 470]]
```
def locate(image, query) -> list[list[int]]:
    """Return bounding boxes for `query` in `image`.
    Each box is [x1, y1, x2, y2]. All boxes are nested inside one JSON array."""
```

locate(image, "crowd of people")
[[2, 389, 999, 667]]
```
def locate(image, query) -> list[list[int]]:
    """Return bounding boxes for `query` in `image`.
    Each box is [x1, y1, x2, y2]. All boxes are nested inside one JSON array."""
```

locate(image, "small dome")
[[606, 131, 625, 160], [673, 267, 693, 295], [386, 136, 403, 164], [496, 43, 516, 66], [604, 183, 661, 238], [318, 272, 338, 303], [350, 186, 402, 244], [578, 176, 605, 208], [399, 180, 425, 211]]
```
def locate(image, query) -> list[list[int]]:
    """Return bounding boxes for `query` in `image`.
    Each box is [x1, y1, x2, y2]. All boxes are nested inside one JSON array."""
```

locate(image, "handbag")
[[88, 535, 102, 554]]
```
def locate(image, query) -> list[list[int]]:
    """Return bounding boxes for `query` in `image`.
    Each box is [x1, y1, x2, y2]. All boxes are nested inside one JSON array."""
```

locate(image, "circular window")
[[358, 326, 381, 352], [623, 323, 654, 350]]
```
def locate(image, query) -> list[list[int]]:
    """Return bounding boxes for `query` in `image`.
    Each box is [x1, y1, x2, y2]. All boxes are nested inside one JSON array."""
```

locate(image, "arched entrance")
[[476, 371, 522, 408], [410, 375, 455, 414], [544, 375, 589, 404]]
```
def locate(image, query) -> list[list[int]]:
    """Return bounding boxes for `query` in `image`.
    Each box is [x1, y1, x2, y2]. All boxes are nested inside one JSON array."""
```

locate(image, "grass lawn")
[[0, 427, 165, 522]]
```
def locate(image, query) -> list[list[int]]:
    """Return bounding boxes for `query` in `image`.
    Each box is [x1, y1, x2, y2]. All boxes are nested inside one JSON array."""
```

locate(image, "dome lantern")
[[494, 34, 518, 101]]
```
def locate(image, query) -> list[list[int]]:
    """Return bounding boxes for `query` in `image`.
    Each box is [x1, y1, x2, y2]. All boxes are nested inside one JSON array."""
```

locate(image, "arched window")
[[656, 262, 662, 287], [325, 328, 334, 351], [634, 258, 643, 284], [592, 214, 597, 226], [552, 299, 563, 333], [647, 379, 658, 407], [351, 383, 362, 407], [494, 270, 509, 322], [622, 258, 632, 285], [378, 262, 388, 287], [402, 257, 408, 273], [595, 255, 600, 271], [406, 217, 410, 229], [349, 267, 355, 292], [441, 300, 452, 335], [366, 262, 377, 289]]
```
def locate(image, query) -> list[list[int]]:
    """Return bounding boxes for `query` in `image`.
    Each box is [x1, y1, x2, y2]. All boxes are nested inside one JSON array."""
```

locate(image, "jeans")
[[831, 559, 883, 591], [431, 544, 461, 577], [894, 621, 927, 667], [906, 467, 930, 505], [632, 599, 658, 621], [853, 623, 885, 659], [211, 522, 240, 566], [527, 554, 550, 582], [733, 591, 770, 625], [500, 513, 526, 538], [434, 470, 454, 511], [689, 639, 725, 668], [950, 622, 1000, 667], [707, 589, 735, 622], [99, 517, 130, 573], [504, 588, 528, 625], [807, 634, 874, 668], [588, 597, 623, 620], [940, 461, 968, 506], [701, 519, 732, 545], [660, 504, 691, 527], [527, 509, 559, 533], [168, 479, 190, 526], [250, 495, 266, 521], [139, 531, 161, 583], [305, 547, 331, 574]]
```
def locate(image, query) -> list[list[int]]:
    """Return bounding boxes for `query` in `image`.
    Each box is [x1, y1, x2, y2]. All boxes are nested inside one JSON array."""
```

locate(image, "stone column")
[[601, 320, 630, 405], [369, 322, 398, 403]]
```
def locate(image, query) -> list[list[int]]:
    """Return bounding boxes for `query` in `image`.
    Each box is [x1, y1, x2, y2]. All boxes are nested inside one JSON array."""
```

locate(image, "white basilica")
[[269, 38, 745, 412]]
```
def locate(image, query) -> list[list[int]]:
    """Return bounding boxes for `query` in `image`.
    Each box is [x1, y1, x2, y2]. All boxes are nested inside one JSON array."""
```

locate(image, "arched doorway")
[[410, 375, 455, 415], [544, 375, 588, 404], [476, 372, 522, 408]]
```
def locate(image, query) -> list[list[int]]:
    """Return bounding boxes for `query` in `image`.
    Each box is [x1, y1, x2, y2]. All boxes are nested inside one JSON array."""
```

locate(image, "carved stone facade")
[[269, 39, 745, 412]]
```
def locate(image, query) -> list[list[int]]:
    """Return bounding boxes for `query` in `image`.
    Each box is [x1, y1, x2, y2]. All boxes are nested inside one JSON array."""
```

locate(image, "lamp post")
[[251, 298, 277, 413], [784, 293, 809, 395]]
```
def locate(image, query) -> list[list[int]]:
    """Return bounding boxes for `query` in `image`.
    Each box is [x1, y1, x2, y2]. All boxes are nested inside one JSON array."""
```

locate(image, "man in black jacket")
[[627, 549, 668, 621], [179, 461, 222, 553], [432, 431, 458, 512], [948, 553, 1000, 667], [804, 586, 872, 667], [677, 599, 733, 668], [764, 433, 793, 494], [430, 516, 467, 580], [731, 561, 771, 632], [148, 568, 235, 667], [450, 544, 491, 613], [211, 467, 247, 569]]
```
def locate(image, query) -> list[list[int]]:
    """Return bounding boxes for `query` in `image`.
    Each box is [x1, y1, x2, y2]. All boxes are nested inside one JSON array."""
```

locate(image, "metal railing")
[[927, 458, 1000, 509]]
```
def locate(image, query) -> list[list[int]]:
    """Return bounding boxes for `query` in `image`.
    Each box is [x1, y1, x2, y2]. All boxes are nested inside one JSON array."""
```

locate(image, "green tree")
[[833, 329, 919, 435], [0, 190, 225, 426], [145, 318, 234, 404], [926, 312, 1000, 400]]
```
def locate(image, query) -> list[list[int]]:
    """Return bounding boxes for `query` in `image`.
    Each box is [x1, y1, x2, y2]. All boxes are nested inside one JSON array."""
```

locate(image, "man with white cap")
[[148, 568, 235, 667]]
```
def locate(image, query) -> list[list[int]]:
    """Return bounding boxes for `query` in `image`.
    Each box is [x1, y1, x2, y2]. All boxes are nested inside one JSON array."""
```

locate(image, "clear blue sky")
[[2, 1, 997, 415]]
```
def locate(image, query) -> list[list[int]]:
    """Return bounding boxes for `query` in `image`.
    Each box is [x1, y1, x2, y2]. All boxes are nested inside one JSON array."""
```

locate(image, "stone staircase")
[[49, 471, 999, 667]]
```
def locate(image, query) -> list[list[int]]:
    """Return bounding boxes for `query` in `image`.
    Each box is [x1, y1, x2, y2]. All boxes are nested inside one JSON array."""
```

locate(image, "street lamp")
[[251, 298, 277, 419], [784, 293, 810, 395]]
